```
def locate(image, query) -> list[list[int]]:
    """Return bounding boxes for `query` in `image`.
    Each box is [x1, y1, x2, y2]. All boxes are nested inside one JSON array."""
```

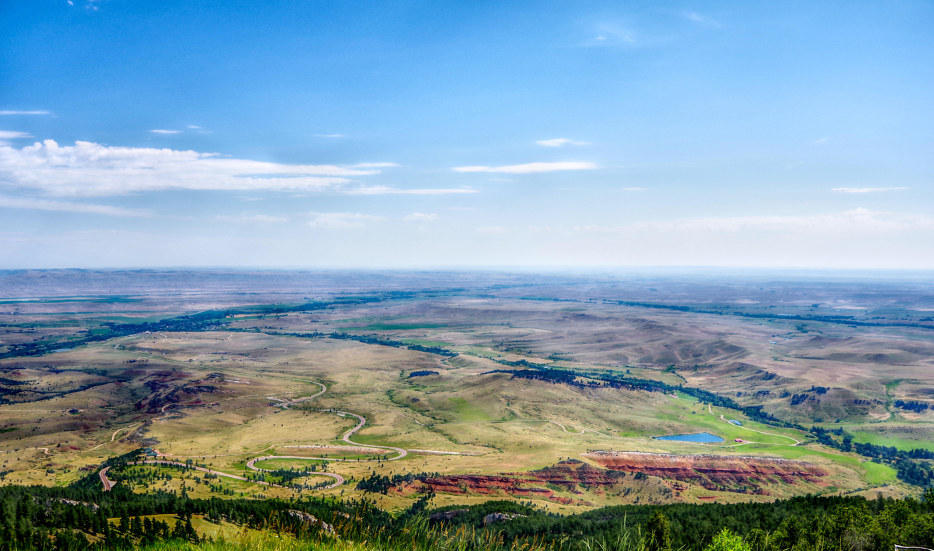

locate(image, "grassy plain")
[[2, 270, 932, 511]]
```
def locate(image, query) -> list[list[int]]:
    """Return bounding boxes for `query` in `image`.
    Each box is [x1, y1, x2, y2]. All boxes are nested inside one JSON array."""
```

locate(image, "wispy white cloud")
[[403, 212, 438, 223], [68, 0, 99, 10], [0, 193, 149, 217], [153, 126, 209, 135], [453, 161, 597, 174], [307, 212, 383, 229], [535, 138, 589, 148], [832, 187, 908, 193], [350, 162, 399, 169], [680, 11, 721, 28], [0, 130, 32, 145], [583, 22, 637, 47], [574, 208, 932, 235], [812, 137, 829, 145], [0, 140, 387, 196], [622, 187, 646, 191], [215, 213, 290, 224], [0, 110, 52, 116], [346, 185, 476, 195]]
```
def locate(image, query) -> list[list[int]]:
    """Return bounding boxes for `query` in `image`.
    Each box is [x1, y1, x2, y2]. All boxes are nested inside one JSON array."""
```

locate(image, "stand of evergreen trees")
[[894, 400, 930, 413], [2, 481, 933, 551], [355, 471, 440, 494]]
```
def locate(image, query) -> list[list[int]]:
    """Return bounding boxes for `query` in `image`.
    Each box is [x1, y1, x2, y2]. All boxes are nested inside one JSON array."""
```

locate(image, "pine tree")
[[118, 512, 130, 535], [643, 511, 672, 551], [184, 517, 198, 542], [131, 515, 143, 538]]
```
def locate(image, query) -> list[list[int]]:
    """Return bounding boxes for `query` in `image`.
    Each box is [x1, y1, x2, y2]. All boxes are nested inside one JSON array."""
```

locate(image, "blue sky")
[[1, 0, 932, 269]]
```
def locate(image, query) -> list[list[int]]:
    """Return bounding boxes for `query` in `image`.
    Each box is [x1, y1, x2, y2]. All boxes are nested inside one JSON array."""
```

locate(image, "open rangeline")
[[2, 276, 931, 512]]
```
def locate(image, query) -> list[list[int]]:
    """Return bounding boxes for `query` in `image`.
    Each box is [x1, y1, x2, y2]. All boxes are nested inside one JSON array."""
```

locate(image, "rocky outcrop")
[[533, 458, 627, 490], [54, 498, 99, 510], [286, 510, 335, 535], [483, 512, 526, 526]]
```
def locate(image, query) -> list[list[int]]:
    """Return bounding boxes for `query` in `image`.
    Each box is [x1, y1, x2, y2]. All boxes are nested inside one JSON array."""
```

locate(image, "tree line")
[[2, 480, 933, 550]]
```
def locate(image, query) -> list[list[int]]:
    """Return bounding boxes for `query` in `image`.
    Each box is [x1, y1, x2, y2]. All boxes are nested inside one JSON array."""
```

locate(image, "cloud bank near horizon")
[[0, 140, 387, 196], [453, 161, 597, 174]]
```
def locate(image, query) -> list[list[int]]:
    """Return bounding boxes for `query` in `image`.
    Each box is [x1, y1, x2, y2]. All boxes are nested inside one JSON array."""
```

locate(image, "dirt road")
[[102, 380, 423, 493], [328, 409, 408, 460], [718, 414, 801, 445], [99, 467, 114, 491], [138, 459, 343, 490], [244, 456, 344, 488]]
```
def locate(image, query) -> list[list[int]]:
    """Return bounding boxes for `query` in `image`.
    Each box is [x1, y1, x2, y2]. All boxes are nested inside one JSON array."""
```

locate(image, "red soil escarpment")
[[392, 455, 824, 503], [414, 474, 555, 498], [583, 451, 826, 491], [533, 458, 627, 490], [396, 460, 630, 504]]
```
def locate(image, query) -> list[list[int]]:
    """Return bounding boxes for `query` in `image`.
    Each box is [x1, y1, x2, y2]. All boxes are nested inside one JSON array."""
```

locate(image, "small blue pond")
[[654, 432, 724, 443]]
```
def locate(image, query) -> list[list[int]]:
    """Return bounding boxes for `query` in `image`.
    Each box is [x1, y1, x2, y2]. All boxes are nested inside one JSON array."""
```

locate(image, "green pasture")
[[822, 423, 934, 452], [849, 429, 934, 451]]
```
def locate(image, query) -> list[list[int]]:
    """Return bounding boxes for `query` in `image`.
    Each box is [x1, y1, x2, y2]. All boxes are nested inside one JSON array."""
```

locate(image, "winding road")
[[89, 422, 144, 451], [327, 409, 407, 460], [99, 467, 115, 491], [133, 459, 344, 490], [100, 381, 411, 492]]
